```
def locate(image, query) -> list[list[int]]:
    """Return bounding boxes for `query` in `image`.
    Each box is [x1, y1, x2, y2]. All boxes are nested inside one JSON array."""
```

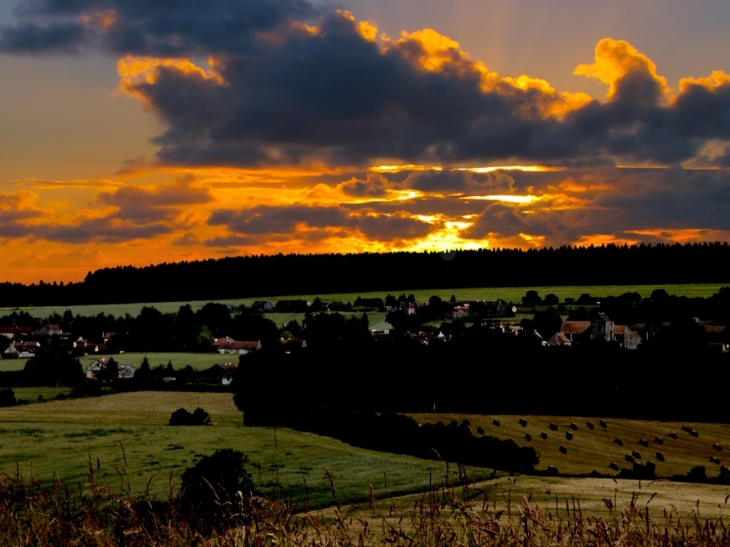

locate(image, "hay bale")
[[519, 418, 528, 427], [632, 450, 642, 459], [525, 433, 532, 441], [559, 445, 567, 454], [714, 443, 723, 451], [587, 421, 595, 430], [656, 452, 665, 462], [541, 432, 548, 440], [599, 420, 607, 428], [549, 423, 558, 431], [565, 431, 573, 441], [614, 437, 623, 446]]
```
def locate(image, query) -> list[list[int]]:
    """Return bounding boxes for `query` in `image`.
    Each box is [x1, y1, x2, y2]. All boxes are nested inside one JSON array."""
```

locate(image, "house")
[[251, 301, 274, 312], [5, 341, 41, 358], [86, 358, 135, 380], [35, 323, 63, 337], [547, 332, 572, 347], [592, 313, 615, 342], [560, 321, 592, 343], [216, 339, 262, 354], [453, 305, 471, 319], [0, 326, 33, 340], [204, 363, 238, 385]]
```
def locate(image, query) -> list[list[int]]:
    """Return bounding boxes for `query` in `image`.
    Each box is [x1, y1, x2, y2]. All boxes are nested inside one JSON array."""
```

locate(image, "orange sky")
[[1, 1, 730, 284]]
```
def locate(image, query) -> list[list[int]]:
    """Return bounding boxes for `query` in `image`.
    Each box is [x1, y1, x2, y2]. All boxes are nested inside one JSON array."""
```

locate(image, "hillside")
[[409, 413, 730, 478]]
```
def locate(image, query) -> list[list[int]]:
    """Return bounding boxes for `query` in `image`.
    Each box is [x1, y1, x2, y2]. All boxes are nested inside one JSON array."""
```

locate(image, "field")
[[2, 394, 730, 521], [409, 413, 730, 478], [3, 283, 726, 319], [77, 352, 237, 371], [0, 392, 492, 508]]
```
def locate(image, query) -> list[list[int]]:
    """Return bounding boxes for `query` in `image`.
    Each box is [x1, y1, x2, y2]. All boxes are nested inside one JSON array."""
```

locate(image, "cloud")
[[206, 203, 434, 246], [1, 0, 316, 56], [43, 176, 213, 243], [0, 191, 48, 239], [459, 167, 730, 247], [4, 2, 730, 168]]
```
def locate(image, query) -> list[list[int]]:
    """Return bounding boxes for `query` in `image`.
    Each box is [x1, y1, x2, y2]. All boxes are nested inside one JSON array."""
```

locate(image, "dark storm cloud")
[[1, 0, 316, 55], [3, 1, 730, 169], [206, 203, 434, 244]]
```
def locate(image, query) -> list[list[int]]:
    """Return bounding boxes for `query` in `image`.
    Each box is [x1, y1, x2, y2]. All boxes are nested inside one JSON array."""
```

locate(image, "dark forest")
[[1, 242, 729, 307]]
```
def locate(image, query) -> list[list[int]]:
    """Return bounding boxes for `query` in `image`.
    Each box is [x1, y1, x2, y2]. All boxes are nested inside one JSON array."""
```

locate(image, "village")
[[2, 289, 729, 388]]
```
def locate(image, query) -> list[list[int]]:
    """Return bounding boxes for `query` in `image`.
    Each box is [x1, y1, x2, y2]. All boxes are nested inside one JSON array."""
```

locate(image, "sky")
[[1, 0, 730, 284]]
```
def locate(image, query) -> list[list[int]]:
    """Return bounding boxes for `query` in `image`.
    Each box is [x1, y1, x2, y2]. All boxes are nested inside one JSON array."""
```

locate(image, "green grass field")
[[0, 358, 26, 372], [2, 394, 730, 519], [77, 352, 237, 371], [3, 284, 726, 318], [0, 392, 491, 508], [409, 413, 730, 478]]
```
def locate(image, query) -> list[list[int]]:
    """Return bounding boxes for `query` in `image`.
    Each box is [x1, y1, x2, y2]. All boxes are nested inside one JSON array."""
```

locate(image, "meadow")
[[77, 352, 236, 372], [2, 392, 730, 522], [0, 392, 491, 509], [3, 283, 726, 319]]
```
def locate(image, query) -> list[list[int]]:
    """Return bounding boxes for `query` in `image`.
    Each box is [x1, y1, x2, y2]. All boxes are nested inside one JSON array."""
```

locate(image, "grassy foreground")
[[3, 468, 730, 546], [0, 392, 490, 508]]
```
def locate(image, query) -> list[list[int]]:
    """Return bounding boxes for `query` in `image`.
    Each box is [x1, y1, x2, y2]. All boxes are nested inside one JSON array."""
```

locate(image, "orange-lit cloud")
[[574, 38, 670, 99], [2, 1, 730, 284]]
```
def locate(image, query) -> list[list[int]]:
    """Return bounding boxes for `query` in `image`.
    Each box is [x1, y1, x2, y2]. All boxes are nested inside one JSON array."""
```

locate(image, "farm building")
[[86, 358, 135, 380], [213, 337, 262, 354], [251, 300, 274, 312]]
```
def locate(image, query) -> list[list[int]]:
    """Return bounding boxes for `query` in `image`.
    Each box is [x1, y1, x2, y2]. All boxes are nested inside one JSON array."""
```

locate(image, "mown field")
[[3, 284, 726, 318], [0, 392, 491, 508], [326, 474, 730, 522], [409, 413, 730, 478]]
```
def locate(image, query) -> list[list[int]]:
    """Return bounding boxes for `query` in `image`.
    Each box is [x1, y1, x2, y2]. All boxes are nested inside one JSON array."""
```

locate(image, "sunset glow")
[[2, 0, 730, 284]]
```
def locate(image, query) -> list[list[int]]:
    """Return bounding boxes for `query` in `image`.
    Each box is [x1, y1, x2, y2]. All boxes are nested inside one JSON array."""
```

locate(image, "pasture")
[[0, 392, 490, 508], [3, 283, 726, 319], [409, 413, 730, 478], [77, 352, 235, 372]]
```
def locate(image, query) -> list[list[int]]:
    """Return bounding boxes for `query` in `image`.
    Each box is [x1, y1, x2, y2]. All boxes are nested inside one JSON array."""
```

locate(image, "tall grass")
[[3, 465, 730, 546]]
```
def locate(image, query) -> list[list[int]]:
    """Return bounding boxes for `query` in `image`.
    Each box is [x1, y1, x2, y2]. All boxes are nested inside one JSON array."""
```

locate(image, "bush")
[[169, 407, 211, 426], [0, 388, 18, 408], [180, 449, 254, 531]]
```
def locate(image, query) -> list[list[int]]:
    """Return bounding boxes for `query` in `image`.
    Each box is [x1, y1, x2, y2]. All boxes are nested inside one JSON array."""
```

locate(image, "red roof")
[[561, 321, 591, 335]]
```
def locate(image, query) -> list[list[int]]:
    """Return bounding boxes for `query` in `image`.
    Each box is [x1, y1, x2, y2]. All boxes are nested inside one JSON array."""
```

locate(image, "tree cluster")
[[2, 243, 730, 307]]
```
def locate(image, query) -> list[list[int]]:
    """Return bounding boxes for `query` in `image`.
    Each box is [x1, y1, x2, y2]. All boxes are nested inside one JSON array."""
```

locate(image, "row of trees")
[[2, 243, 730, 307]]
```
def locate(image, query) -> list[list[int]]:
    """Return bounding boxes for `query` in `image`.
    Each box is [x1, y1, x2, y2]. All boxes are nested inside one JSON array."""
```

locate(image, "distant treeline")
[[2, 242, 730, 307]]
